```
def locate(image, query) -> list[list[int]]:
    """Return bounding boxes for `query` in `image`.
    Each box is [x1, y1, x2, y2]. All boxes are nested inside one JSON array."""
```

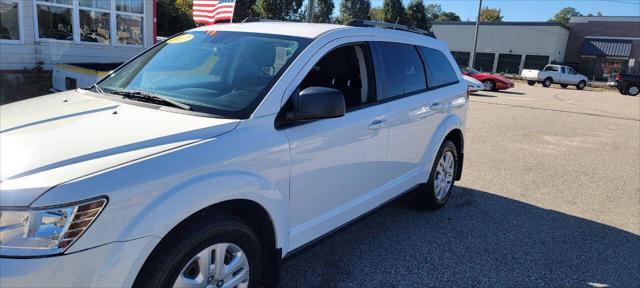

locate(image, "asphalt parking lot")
[[279, 84, 640, 287]]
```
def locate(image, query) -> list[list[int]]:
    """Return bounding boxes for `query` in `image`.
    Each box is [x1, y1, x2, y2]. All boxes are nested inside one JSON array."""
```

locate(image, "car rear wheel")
[[421, 140, 458, 210], [626, 85, 639, 96], [542, 78, 553, 88], [134, 212, 262, 288], [483, 80, 496, 91], [527, 80, 536, 86], [618, 87, 627, 95], [576, 81, 587, 90]]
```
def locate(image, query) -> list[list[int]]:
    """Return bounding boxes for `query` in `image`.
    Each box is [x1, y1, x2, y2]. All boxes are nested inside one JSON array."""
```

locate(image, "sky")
[[334, 0, 640, 21]]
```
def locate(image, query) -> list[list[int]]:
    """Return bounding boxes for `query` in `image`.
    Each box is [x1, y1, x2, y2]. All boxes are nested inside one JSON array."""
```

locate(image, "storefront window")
[[79, 0, 110, 10], [0, 0, 20, 41], [39, 0, 73, 5], [116, 0, 143, 14], [37, 4, 73, 41], [80, 10, 110, 43], [117, 14, 143, 45]]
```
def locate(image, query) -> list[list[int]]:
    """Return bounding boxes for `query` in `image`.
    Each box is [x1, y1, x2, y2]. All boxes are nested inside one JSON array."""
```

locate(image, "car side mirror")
[[287, 87, 346, 121]]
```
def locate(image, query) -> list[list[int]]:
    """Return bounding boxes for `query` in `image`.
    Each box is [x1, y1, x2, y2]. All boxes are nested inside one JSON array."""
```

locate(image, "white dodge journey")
[[0, 21, 468, 288]]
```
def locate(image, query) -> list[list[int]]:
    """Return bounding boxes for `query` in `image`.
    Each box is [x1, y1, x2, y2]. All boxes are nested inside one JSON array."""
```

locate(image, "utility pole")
[[469, 0, 482, 69], [306, 0, 315, 22]]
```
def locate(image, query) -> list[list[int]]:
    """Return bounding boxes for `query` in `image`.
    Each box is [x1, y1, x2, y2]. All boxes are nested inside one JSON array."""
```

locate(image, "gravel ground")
[[279, 84, 640, 288]]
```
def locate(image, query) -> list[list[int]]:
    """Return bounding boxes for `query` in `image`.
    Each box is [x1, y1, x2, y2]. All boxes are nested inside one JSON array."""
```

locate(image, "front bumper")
[[496, 82, 514, 90], [0, 236, 160, 288]]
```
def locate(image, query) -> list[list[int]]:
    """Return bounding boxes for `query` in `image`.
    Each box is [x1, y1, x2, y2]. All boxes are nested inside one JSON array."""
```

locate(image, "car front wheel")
[[626, 85, 639, 96], [483, 80, 496, 91], [576, 81, 587, 90], [422, 140, 458, 209], [134, 212, 262, 288]]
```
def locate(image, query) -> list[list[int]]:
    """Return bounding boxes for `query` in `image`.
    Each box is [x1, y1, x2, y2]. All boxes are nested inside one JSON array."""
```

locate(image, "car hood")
[[0, 90, 239, 206]]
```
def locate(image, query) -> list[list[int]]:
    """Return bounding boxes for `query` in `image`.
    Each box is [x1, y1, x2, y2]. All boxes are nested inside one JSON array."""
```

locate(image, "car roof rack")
[[345, 19, 437, 39]]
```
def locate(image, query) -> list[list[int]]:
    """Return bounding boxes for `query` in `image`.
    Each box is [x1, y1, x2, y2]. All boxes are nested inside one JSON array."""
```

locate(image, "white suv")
[[0, 21, 468, 288]]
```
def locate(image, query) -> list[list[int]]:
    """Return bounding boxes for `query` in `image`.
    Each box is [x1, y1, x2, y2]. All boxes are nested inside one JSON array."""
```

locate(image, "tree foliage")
[[310, 0, 335, 23], [339, 0, 371, 22], [406, 0, 428, 30], [255, 0, 304, 20], [369, 7, 384, 21], [549, 7, 582, 24], [156, 0, 195, 36], [479, 7, 503, 22], [233, 0, 258, 22], [383, 0, 406, 24], [436, 11, 460, 21]]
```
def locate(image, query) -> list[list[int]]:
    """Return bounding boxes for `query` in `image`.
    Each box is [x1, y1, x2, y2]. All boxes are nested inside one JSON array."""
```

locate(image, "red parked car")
[[460, 66, 514, 91]]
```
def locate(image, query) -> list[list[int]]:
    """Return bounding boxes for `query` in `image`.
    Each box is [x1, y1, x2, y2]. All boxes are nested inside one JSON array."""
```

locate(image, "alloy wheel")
[[434, 151, 455, 200], [629, 86, 639, 96], [173, 243, 250, 288], [483, 81, 494, 91]]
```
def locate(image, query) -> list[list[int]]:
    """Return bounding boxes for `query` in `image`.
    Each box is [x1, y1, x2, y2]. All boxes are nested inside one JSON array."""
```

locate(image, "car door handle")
[[430, 102, 444, 110], [368, 119, 388, 130]]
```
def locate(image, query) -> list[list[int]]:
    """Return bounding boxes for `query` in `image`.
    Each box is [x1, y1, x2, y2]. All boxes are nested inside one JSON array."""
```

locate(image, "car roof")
[[190, 22, 350, 39]]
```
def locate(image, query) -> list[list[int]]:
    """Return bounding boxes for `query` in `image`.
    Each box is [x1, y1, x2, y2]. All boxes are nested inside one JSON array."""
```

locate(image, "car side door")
[[282, 41, 395, 250], [560, 66, 568, 84], [370, 42, 438, 188]]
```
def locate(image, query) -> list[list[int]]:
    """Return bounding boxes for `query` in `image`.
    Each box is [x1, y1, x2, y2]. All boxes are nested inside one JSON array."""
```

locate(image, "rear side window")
[[375, 42, 426, 99], [420, 47, 459, 87], [544, 65, 559, 72]]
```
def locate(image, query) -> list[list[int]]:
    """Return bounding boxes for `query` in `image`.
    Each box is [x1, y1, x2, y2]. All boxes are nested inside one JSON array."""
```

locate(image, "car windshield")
[[461, 66, 481, 74], [98, 31, 310, 118]]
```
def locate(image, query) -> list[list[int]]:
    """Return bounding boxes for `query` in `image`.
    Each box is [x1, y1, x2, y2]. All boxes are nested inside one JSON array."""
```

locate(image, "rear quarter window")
[[375, 42, 427, 99], [420, 47, 459, 87]]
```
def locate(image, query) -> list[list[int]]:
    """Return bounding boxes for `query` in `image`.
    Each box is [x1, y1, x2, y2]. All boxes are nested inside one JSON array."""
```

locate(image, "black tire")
[[626, 85, 640, 96], [576, 81, 587, 90], [560, 84, 569, 88], [421, 140, 458, 210], [527, 80, 536, 86], [619, 87, 627, 95], [134, 212, 263, 288], [483, 80, 497, 91], [542, 78, 553, 88]]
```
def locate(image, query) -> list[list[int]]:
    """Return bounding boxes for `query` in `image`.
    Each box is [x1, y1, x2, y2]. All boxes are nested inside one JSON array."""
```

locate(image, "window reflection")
[[0, 1, 20, 40], [117, 14, 142, 45], [37, 4, 73, 41], [80, 10, 110, 43]]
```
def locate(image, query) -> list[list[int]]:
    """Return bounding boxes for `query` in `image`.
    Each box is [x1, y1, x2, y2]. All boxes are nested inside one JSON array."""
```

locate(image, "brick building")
[[565, 16, 640, 80]]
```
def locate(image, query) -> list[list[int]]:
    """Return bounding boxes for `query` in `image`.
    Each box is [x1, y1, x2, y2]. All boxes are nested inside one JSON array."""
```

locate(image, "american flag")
[[193, 0, 236, 24]]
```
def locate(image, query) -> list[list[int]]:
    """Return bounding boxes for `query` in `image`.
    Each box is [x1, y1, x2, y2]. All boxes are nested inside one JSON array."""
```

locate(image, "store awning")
[[581, 39, 632, 57]]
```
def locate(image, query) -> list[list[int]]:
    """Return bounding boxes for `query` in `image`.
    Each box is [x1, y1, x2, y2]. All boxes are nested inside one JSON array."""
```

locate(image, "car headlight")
[[0, 198, 107, 257]]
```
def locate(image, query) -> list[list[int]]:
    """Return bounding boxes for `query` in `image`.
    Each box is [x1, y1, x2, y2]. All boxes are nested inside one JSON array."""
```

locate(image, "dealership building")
[[432, 21, 570, 74], [433, 17, 640, 80], [0, 0, 156, 72]]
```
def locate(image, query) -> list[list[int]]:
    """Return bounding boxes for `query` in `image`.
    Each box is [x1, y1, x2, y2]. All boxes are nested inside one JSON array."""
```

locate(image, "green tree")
[[406, 0, 427, 30], [383, 0, 406, 24], [156, 0, 195, 36], [339, 0, 371, 22], [256, 0, 304, 20], [549, 7, 582, 24], [369, 7, 384, 21], [436, 11, 460, 21], [233, 0, 258, 22], [479, 7, 503, 22], [309, 0, 334, 23]]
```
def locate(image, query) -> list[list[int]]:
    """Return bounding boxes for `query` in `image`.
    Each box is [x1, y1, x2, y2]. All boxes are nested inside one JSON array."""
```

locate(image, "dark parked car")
[[613, 73, 640, 96]]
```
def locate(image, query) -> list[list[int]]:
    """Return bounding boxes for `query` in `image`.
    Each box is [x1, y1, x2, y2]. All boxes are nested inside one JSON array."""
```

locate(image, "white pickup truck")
[[521, 64, 588, 90]]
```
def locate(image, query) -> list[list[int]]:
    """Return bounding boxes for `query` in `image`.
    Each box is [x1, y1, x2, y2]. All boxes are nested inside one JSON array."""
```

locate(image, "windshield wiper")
[[90, 83, 105, 94], [110, 89, 192, 111]]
